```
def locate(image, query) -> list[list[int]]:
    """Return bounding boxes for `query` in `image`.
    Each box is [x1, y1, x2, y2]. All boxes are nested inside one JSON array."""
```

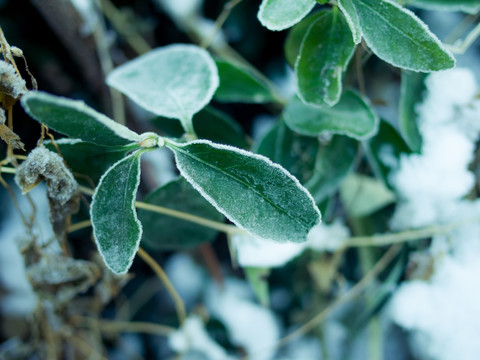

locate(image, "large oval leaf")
[[349, 0, 455, 71], [21, 91, 141, 146], [257, 0, 317, 31], [166, 140, 321, 243], [91, 151, 144, 274], [138, 178, 224, 250], [408, 0, 480, 14], [106, 44, 219, 133], [284, 90, 379, 140], [296, 9, 356, 107], [214, 58, 276, 104]]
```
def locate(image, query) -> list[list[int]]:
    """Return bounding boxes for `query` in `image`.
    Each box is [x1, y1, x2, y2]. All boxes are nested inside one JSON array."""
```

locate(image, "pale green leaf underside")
[[21, 91, 141, 146], [350, 0, 455, 71], [408, 0, 480, 14], [258, 0, 317, 31], [338, 0, 362, 43], [167, 140, 321, 243], [296, 9, 356, 107], [214, 58, 276, 104], [91, 151, 143, 274], [284, 90, 379, 140], [107, 44, 219, 131]]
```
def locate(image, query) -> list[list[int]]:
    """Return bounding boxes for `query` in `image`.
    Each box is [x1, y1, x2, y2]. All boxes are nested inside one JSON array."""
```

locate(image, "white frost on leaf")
[[0, 60, 27, 100], [257, 0, 316, 31], [168, 315, 233, 360]]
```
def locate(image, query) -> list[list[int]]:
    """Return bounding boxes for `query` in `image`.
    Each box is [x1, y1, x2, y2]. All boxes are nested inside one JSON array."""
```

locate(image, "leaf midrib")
[[356, 0, 428, 50], [173, 145, 312, 230]]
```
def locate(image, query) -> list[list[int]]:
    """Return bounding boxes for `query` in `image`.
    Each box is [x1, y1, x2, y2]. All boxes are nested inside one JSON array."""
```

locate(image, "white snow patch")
[[205, 278, 281, 360], [307, 220, 350, 252]]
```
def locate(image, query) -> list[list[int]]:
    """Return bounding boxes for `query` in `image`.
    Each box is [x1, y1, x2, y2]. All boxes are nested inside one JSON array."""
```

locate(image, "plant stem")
[[135, 201, 239, 235], [0, 166, 16, 174], [137, 247, 187, 326], [68, 219, 92, 233], [343, 216, 480, 247], [73, 316, 175, 336]]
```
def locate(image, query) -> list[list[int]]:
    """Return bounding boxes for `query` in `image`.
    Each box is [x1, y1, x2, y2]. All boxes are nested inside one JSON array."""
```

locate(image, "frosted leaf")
[[409, 0, 480, 14], [338, 0, 362, 43], [166, 139, 321, 243], [90, 151, 144, 274], [295, 9, 356, 107], [0, 108, 24, 150], [155, 0, 203, 20], [233, 233, 306, 268], [348, 0, 455, 71], [107, 44, 219, 133], [21, 91, 142, 146], [257, 0, 316, 31]]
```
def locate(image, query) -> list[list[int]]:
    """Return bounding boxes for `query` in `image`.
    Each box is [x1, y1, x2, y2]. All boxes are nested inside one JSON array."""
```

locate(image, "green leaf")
[[214, 58, 276, 104], [338, 0, 362, 43], [296, 9, 356, 106], [399, 70, 426, 153], [258, 0, 317, 31], [285, 12, 324, 68], [284, 90, 379, 140], [45, 139, 138, 185], [106, 44, 219, 133], [306, 136, 357, 203], [245, 267, 270, 307], [90, 151, 144, 274], [407, 0, 480, 14], [255, 120, 318, 184], [166, 139, 321, 243], [364, 119, 411, 184], [21, 91, 141, 146], [151, 106, 249, 149], [138, 178, 224, 250], [340, 174, 396, 217], [349, 0, 455, 71]]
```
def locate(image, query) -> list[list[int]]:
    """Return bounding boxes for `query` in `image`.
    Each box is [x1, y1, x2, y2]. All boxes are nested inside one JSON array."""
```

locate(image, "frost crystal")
[[0, 60, 26, 102]]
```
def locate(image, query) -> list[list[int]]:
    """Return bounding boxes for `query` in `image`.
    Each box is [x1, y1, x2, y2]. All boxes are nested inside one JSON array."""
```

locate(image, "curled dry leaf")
[[0, 59, 26, 107], [15, 147, 80, 238], [0, 107, 25, 150]]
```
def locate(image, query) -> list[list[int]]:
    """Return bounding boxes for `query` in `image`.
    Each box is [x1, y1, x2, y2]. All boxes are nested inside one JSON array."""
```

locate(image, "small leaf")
[[284, 90, 379, 140], [90, 151, 144, 274], [151, 106, 249, 149], [245, 267, 271, 307], [285, 12, 324, 68], [45, 139, 138, 185], [296, 9, 356, 106], [258, 0, 317, 31], [399, 70, 426, 153], [338, 0, 362, 44], [166, 139, 321, 243], [255, 120, 318, 184], [364, 119, 411, 184], [340, 174, 396, 217], [408, 0, 480, 14], [138, 178, 224, 250], [107, 44, 219, 133], [349, 0, 455, 71], [306, 136, 357, 203], [21, 91, 142, 146], [215, 58, 276, 104]]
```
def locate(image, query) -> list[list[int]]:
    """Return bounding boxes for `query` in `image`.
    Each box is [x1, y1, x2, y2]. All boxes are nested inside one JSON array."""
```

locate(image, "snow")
[[205, 278, 281, 360], [169, 315, 233, 360], [388, 67, 480, 360]]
